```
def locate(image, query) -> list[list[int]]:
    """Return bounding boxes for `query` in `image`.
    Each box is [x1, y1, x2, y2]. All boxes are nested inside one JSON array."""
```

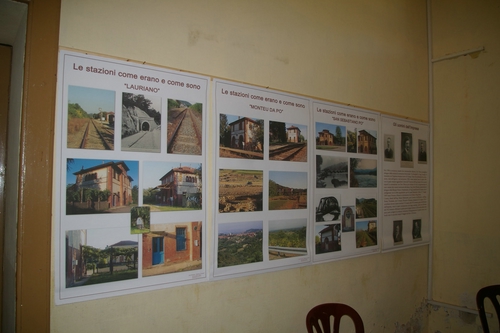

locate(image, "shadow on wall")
[[427, 302, 483, 333]]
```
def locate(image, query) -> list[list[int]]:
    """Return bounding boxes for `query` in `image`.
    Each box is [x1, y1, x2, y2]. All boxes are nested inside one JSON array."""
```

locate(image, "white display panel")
[[54, 50, 209, 304], [381, 115, 430, 250], [212, 79, 312, 279], [312, 101, 381, 262]]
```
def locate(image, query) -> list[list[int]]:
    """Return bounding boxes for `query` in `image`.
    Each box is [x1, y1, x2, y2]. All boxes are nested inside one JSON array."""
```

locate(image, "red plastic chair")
[[306, 303, 364, 333], [476, 285, 500, 333]]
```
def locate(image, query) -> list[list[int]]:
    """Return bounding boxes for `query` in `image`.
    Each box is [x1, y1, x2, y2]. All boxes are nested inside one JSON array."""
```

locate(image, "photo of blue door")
[[176, 228, 186, 251], [152, 237, 164, 265]]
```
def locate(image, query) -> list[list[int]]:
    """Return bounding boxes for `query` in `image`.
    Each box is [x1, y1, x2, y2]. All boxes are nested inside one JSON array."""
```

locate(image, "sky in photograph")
[[66, 158, 139, 186], [142, 161, 201, 189], [85, 227, 138, 249], [286, 123, 307, 139], [360, 129, 377, 138], [355, 158, 377, 170], [67, 86, 163, 115], [355, 220, 376, 231], [319, 155, 348, 168], [225, 114, 262, 125], [269, 170, 307, 189], [68, 85, 115, 115], [269, 218, 307, 231], [218, 220, 263, 235]]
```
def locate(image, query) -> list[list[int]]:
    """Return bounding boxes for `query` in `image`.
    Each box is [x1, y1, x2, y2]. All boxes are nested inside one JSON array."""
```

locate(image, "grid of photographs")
[[55, 51, 430, 304], [56, 51, 208, 304], [213, 80, 311, 278], [313, 101, 380, 261]]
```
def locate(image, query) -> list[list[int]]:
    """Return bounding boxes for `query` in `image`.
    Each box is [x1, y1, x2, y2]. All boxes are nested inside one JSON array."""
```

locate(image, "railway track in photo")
[[269, 143, 306, 161], [218, 147, 263, 159], [167, 107, 202, 155], [79, 118, 114, 150]]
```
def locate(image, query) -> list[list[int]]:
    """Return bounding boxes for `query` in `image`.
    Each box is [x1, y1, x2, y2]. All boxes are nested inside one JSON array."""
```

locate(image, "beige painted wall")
[[429, 0, 500, 332], [54, 1, 429, 332]]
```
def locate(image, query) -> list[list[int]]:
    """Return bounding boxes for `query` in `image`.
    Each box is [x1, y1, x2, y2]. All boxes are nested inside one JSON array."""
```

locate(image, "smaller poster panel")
[[54, 50, 209, 304], [381, 115, 430, 250], [212, 80, 312, 279], [312, 101, 381, 262]]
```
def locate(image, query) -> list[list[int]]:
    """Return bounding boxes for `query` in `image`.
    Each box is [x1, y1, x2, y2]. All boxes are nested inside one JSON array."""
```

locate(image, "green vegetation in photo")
[[190, 103, 202, 113], [217, 231, 263, 268], [82, 269, 138, 286], [269, 227, 306, 248]]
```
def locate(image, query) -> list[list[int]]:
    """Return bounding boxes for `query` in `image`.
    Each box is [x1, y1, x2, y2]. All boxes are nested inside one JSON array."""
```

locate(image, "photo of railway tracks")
[[355, 220, 377, 248], [355, 197, 377, 219], [268, 121, 307, 162], [66, 85, 115, 150], [167, 99, 203, 155]]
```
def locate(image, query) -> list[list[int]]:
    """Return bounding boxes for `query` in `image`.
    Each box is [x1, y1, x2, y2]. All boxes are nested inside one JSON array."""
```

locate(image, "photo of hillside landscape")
[[219, 169, 263, 213], [217, 221, 263, 268]]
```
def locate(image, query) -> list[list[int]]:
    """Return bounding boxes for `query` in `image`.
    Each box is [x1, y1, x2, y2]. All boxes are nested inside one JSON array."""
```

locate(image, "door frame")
[[14, 0, 61, 332]]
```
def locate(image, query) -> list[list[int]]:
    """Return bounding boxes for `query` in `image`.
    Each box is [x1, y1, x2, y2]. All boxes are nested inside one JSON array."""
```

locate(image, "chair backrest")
[[306, 303, 364, 333], [476, 285, 500, 333]]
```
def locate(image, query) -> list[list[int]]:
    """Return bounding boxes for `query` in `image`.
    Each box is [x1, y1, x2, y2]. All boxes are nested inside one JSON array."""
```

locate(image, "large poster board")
[[212, 80, 312, 279], [381, 115, 430, 250], [312, 101, 381, 262], [54, 50, 209, 304], [53, 50, 431, 303]]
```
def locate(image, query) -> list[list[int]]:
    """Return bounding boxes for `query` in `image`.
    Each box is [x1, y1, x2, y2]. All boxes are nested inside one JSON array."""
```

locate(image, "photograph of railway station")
[[219, 114, 264, 160], [268, 121, 308, 162], [65, 158, 138, 215], [315, 122, 346, 152], [66, 85, 115, 150], [142, 162, 202, 212]]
